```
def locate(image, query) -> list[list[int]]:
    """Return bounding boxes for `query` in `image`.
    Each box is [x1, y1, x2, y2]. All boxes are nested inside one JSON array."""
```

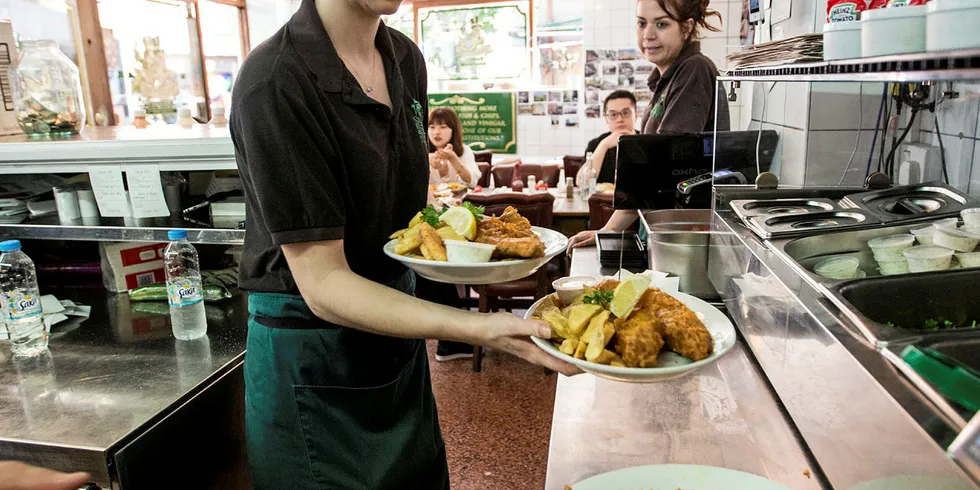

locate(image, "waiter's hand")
[[567, 230, 598, 253], [477, 314, 581, 376], [0, 461, 90, 490]]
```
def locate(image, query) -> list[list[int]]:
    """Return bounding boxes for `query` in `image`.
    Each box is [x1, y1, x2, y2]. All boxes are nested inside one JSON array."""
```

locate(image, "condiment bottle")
[[510, 162, 524, 192], [132, 109, 150, 129], [210, 106, 228, 127], [565, 177, 574, 199], [177, 108, 195, 129]]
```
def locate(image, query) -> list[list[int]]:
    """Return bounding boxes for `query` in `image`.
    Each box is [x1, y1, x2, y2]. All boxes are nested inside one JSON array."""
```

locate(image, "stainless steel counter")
[[544, 247, 823, 490], [0, 288, 248, 488], [708, 203, 977, 489]]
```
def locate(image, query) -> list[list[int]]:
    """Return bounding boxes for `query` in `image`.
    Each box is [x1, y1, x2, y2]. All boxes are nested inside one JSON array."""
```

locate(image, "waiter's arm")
[[281, 240, 578, 375]]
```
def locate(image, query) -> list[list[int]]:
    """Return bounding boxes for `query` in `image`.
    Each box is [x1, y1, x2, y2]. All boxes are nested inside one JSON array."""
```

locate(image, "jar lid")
[[863, 4, 927, 20], [902, 246, 954, 260], [823, 20, 861, 32], [178, 108, 192, 117], [928, 0, 980, 13], [133, 108, 146, 117], [868, 234, 915, 249]]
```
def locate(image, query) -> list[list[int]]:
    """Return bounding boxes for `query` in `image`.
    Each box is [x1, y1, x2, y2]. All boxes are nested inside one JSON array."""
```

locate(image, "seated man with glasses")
[[583, 90, 638, 184]]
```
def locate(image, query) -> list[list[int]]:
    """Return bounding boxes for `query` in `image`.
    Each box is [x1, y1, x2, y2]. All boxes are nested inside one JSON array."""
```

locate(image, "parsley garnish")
[[420, 202, 485, 227], [583, 290, 614, 309]]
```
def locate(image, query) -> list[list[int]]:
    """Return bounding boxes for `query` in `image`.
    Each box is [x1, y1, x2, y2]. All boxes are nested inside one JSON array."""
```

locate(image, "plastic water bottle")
[[0, 240, 47, 357], [164, 230, 207, 340], [577, 152, 597, 196]]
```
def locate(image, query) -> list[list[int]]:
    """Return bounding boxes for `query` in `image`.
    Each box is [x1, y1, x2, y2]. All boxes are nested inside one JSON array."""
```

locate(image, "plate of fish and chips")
[[384, 203, 567, 284], [527, 274, 735, 382]]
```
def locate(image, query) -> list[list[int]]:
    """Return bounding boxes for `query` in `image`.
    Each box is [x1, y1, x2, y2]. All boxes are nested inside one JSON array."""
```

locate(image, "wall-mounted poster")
[[583, 45, 657, 118], [429, 92, 517, 153], [419, 3, 530, 81]]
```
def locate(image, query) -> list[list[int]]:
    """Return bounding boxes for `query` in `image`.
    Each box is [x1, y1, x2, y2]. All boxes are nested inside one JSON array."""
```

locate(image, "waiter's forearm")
[[282, 240, 482, 341], [601, 209, 638, 231]]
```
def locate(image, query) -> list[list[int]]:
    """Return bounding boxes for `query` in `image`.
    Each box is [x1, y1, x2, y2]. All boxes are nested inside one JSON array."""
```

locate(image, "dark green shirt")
[[641, 42, 731, 134], [230, 0, 429, 293]]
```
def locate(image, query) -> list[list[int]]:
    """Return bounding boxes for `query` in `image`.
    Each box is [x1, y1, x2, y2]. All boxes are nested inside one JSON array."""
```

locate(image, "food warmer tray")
[[729, 198, 839, 222], [840, 182, 980, 223], [745, 209, 882, 239]]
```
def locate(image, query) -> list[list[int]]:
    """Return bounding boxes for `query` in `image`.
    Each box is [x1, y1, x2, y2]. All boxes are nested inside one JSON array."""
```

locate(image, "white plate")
[[384, 226, 568, 285], [527, 291, 736, 382], [569, 464, 791, 490]]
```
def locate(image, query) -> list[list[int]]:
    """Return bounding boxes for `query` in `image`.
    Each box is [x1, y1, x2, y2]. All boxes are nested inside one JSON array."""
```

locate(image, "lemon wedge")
[[439, 206, 477, 241], [609, 274, 652, 318]]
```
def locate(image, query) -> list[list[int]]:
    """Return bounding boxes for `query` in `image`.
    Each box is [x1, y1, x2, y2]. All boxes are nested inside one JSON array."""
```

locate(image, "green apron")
[[244, 272, 449, 490]]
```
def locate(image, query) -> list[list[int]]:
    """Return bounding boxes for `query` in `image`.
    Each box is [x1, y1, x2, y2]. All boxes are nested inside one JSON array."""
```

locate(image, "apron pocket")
[[293, 343, 442, 490]]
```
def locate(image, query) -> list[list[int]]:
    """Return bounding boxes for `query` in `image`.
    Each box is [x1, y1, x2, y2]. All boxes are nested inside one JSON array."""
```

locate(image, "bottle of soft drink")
[[0, 240, 47, 357], [164, 230, 207, 340]]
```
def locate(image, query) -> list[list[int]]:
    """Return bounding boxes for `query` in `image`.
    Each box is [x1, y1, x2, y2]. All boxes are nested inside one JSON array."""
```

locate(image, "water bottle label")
[[3, 290, 41, 321], [168, 278, 203, 307]]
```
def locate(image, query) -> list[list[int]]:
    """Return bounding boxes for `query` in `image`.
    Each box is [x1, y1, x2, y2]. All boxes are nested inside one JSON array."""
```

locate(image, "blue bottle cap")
[[168, 229, 188, 240], [0, 240, 21, 252]]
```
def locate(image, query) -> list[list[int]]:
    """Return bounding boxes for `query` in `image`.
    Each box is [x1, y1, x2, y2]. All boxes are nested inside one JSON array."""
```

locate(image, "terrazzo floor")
[[425, 339, 558, 490]]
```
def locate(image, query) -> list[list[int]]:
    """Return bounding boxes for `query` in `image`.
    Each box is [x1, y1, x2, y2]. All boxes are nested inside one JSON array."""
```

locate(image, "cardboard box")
[[100, 242, 167, 292], [0, 21, 22, 136]]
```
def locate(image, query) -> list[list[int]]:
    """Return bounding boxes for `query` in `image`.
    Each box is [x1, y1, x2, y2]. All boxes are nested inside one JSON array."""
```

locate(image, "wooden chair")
[[588, 191, 616, 230], [463, 192, 560, 372], [491, 163, 562, 187], [475, 162, 492, 188], [563, 155, 585, 184], [473, 150, 493, 164]]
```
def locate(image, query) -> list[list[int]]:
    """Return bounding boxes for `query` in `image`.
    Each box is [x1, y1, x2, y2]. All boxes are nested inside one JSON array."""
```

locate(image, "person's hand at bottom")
[[0, 461, 90, 490], [566, 230, 598, 254], [472, 313, 581, 376]]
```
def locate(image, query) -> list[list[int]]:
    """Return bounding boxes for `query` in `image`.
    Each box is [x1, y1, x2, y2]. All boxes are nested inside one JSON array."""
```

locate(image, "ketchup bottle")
[[510, 162, 524, 192]]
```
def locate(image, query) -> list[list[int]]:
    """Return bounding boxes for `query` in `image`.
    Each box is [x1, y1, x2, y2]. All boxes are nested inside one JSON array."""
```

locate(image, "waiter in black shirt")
[[230, 0, 576, 488], [582, 90, 638, 183]]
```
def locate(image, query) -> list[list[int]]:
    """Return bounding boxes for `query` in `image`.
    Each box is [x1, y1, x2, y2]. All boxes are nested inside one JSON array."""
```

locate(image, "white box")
[[0, 21, 22, 136]]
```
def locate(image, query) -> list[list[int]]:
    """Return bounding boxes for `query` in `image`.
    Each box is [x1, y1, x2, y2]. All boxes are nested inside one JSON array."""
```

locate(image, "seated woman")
[[428, 107, 481, 188], [584, 90, 638, 184]]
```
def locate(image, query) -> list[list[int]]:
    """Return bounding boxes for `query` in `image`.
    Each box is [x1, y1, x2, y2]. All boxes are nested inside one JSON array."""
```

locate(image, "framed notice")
[[429, 92, 517, 154]]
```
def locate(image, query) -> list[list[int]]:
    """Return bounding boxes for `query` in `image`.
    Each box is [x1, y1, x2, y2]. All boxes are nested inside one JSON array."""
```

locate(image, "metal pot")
[[640, 209, 722, 299]]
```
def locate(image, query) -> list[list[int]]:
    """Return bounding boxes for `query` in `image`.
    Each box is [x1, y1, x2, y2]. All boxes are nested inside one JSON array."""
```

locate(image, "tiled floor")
[[425, 340, 558, 490]]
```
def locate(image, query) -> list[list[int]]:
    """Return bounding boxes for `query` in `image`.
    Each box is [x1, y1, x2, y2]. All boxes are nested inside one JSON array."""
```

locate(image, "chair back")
[[563, 156, 584, 183], [475, 162, 492, 187], [491, 164, 561, 188], [588, 191, 616, 230], [473, 150, 493, 164], [464, 192, 555, 228]]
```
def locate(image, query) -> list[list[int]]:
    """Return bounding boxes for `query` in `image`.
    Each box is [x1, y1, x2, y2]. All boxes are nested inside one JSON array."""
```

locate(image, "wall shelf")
[[0, 125, 237, 174], [0, 215, 244, 245], [720, 49, 980, 82]]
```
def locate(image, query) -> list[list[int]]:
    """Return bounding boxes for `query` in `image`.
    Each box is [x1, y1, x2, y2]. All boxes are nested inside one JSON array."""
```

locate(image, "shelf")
[[0, 215, 244, 245], [0, 125, 237, 174], [720, 49, 980, 82]]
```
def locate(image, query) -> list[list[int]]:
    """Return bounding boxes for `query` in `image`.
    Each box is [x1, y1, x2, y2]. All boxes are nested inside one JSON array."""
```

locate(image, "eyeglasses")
[[604, 108, 634, 120]]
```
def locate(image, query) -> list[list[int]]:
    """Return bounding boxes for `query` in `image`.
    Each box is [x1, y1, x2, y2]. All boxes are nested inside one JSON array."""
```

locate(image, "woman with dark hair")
[[568, 0, 729, 251], [428, 107, 481, 188]]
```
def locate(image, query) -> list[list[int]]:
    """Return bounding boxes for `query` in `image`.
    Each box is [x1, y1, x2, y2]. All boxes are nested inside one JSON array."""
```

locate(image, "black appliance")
[[613, 130, 778, 210]]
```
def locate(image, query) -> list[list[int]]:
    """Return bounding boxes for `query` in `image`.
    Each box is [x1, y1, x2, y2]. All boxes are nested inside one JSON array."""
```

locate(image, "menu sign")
[[428, 92, 517, 154]]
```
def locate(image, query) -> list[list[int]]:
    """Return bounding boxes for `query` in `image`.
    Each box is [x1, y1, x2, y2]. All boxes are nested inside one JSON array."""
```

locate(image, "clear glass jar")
[[13, 40, 86, 136]]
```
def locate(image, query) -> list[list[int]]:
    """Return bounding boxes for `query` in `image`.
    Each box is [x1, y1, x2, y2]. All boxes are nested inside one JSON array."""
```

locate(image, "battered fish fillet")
[[495, 237, 545, 258], [635, 288, 713, 361], [612, 310, 665, 368], [475, 206, 545, 259], [418, 222, 447, 261], [595, 279, 620, 292]]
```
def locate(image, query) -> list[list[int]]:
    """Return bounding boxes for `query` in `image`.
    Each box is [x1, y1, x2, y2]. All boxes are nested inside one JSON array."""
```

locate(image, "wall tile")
[[971, 143, 980, 197], [784, 82, 810, 130], [778, 128, 808, 186], [924, 131, 976, 192], [806, 130, 882, 186]]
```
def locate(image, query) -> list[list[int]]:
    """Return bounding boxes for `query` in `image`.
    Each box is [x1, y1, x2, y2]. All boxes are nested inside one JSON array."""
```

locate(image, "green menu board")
[[428, 93, 517, 154]]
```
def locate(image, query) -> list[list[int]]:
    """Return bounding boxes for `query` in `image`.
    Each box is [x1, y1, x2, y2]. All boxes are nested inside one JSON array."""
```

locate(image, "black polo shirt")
[[583, 131, 617, 184], [230, 0, 429, 293]]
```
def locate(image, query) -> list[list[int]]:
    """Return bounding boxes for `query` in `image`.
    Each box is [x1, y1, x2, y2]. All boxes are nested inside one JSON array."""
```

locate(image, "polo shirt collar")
[[646, 41, 701, 91], [287, 0, 410, 109]]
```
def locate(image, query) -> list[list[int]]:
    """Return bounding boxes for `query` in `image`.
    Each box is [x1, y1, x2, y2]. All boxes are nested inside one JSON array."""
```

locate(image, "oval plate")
[[527, 291, 736, 382], [568, 464, 792, 490], [383, 226, 568, 285]]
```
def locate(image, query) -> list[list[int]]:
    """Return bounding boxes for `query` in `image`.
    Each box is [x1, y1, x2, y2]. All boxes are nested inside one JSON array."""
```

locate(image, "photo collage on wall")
[[517, 89, 580, 127], [584, 48, 654, 119]]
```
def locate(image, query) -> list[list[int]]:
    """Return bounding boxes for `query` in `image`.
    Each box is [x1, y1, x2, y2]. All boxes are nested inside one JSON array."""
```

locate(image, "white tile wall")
[[805, 130, 882, 186], [972, 142, 980, 196]]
